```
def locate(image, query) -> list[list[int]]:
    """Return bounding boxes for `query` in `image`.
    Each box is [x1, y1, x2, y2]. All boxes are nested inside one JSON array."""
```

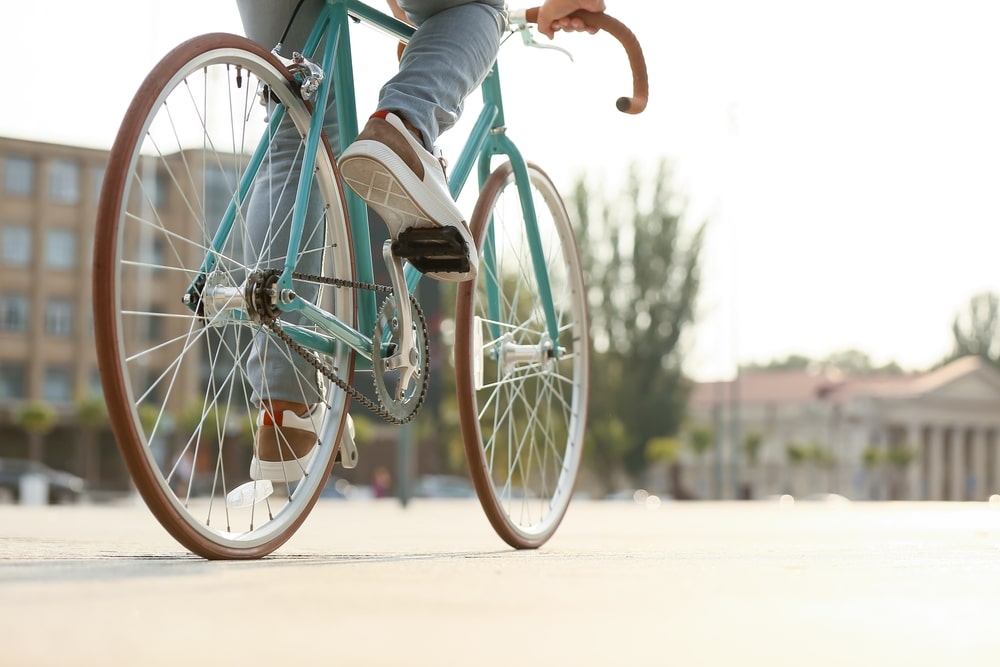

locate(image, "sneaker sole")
[[249, 445, 318, 483], [339, 143, 477, 281]]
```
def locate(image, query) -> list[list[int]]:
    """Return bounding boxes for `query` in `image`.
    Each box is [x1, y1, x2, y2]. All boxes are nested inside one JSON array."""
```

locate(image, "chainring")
[[372, 294, 430, 423]]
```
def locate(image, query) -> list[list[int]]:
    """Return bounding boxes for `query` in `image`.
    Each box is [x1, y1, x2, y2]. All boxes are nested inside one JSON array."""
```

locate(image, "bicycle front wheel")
[[93, 33, 356, 559], [454, 161, 590, 549]]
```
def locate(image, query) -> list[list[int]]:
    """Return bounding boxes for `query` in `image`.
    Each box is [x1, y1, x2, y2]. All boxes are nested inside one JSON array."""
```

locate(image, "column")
[[907, 422, 923, 500], [971, 428, 988, 501], [928, 425, 945, 501], [949, 427, 965, 501], [992, 429, 1000, 499]]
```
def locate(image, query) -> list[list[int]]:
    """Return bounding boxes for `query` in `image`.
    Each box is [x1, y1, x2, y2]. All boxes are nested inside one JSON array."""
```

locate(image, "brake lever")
[[508, 9, 574, 61]]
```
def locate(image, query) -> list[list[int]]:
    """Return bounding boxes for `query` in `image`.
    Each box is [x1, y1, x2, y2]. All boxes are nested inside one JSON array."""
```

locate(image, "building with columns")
[[686, 356, 1000, 501]]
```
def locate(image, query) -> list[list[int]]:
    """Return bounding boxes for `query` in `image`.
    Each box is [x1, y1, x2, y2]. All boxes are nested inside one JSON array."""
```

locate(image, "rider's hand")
[[536, 0, 607, 39]]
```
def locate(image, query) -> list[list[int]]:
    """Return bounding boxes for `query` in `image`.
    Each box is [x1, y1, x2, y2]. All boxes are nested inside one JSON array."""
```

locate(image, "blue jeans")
[[236, 0, 506, 403]]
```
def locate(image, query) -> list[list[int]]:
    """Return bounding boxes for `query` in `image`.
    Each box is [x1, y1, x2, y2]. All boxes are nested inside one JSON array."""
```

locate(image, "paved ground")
[[3, 498, 1000, 666]]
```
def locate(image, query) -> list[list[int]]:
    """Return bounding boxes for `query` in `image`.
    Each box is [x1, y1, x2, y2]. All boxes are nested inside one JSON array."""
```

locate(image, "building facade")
[[687, 356, 1000, 501], [0, 136, 108, 409], [0, 136, 121, 485]]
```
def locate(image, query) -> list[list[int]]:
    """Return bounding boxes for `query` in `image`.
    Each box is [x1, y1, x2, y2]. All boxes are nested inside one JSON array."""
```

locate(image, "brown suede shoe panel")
[[255, 426, 317, 462], [356, 116, 425, 180]]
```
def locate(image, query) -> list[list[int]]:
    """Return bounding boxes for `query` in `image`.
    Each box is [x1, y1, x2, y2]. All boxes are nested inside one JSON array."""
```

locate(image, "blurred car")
[[0, 458, 86, 504], [413, 474, 476, 499]]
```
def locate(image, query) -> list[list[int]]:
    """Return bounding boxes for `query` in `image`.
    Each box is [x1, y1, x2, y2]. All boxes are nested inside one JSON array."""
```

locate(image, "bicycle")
[[93, 0, 648, 559]]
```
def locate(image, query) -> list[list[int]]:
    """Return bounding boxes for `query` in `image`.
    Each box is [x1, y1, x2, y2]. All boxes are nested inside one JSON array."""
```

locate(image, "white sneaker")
[[249, 403, 326, 482], [338, 112, 477, 282]]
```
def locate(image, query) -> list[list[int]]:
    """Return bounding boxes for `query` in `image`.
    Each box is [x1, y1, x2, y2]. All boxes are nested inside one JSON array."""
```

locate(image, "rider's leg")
[[338, 1, 504, 282], [237, 0, 349, 480], [382, 0, 506, 150]]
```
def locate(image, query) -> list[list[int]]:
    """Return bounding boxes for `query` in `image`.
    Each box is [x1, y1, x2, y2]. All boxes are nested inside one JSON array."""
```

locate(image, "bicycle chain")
[[259, 272, 428, 425]]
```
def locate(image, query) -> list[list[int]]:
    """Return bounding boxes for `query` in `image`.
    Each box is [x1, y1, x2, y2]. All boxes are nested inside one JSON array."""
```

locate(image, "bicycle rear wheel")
[[454, 161, 590, 549], [93, 33, 356, 559]]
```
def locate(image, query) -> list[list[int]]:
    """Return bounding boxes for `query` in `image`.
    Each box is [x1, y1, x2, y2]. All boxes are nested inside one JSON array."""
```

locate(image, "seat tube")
[[329, 0, 377, 331]]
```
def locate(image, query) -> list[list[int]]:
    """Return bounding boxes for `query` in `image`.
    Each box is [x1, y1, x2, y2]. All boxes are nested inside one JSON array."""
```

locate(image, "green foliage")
[[687, 425, 713, 457], [743, 354, 814, 372], [352, 414, 377, 445], [74, 395, 108, 430], [646, 436, 680, 463], [178, 401, 220, 436], [16, 401, 57, 434], [583, 417, 629, 491], [572, 158, 706, 482], [786, 442, 809, 465], [887, 445, 915, 469], [744, 349, 904, 375], [861, 446, 884, 470], [786, 442, 835, 467], [138, 403, 166, 435], [743, 432, 763, 466], [949, 291, 1000, 366]]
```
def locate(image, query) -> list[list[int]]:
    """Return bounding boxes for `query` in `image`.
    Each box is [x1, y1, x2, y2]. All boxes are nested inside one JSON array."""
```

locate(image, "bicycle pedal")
[[226, 480, 274, 508], [392, 226, 471, 274]]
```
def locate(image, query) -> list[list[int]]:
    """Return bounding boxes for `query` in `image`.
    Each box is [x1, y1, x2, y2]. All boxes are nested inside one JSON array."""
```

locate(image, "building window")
[[0, 363, 26, 399], [90, 368, 103, 396], [45, 298, 74, 337], [143, 304, 165, 341], [0, 294, 28, 332], [205, 165, 239, 231], [92, 163, 106, 202], [1, 225, 31, 266], [43, 365, 73, 403], [4, 155, 35, 197], [49, 159, 81, 204], [136, 156, 169, 210], [45, 228, 77, 269]]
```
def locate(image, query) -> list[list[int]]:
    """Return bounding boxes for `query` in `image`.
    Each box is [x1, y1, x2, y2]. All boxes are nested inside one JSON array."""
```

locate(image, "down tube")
[[479, 136, 560, 345]]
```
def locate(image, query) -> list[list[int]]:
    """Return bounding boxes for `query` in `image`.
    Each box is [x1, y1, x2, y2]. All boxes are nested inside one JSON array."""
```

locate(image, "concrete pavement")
[[3, 498, 1000, 666]]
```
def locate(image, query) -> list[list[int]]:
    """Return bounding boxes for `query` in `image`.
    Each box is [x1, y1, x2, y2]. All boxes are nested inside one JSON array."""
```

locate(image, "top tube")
[[342, 0, 416, 42]]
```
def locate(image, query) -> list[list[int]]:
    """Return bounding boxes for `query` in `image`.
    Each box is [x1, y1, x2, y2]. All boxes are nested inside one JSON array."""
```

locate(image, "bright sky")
[[5, 1, 1000, 381]]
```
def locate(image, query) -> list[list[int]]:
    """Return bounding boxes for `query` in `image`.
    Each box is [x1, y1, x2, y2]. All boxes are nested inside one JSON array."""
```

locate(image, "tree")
[[572, 158, 706, 485], [75, 395, 108, 491], [949, 291, 1000, 366], [17, 401, 57, 463], [744, 349, 904, 375], [785, 442, 808, 494], [887, 444, 916, 499], [686, 424, 714, 497], [647, 436, 687, 498], [743, 432, 763, 467], [742, 431, 763, 498], [861, 445, 885, 499]]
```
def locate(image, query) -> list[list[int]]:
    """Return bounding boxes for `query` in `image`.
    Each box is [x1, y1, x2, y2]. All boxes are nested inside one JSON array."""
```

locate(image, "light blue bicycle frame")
[[192, 0, 561, 373]]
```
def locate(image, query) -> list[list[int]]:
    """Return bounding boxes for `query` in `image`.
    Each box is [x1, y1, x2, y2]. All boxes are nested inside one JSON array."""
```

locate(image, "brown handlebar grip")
[[525, 8, 648, 114]]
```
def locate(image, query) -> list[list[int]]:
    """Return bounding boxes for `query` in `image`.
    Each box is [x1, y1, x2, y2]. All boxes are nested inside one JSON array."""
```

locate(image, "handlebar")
[[523, 8, 648, 115]]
